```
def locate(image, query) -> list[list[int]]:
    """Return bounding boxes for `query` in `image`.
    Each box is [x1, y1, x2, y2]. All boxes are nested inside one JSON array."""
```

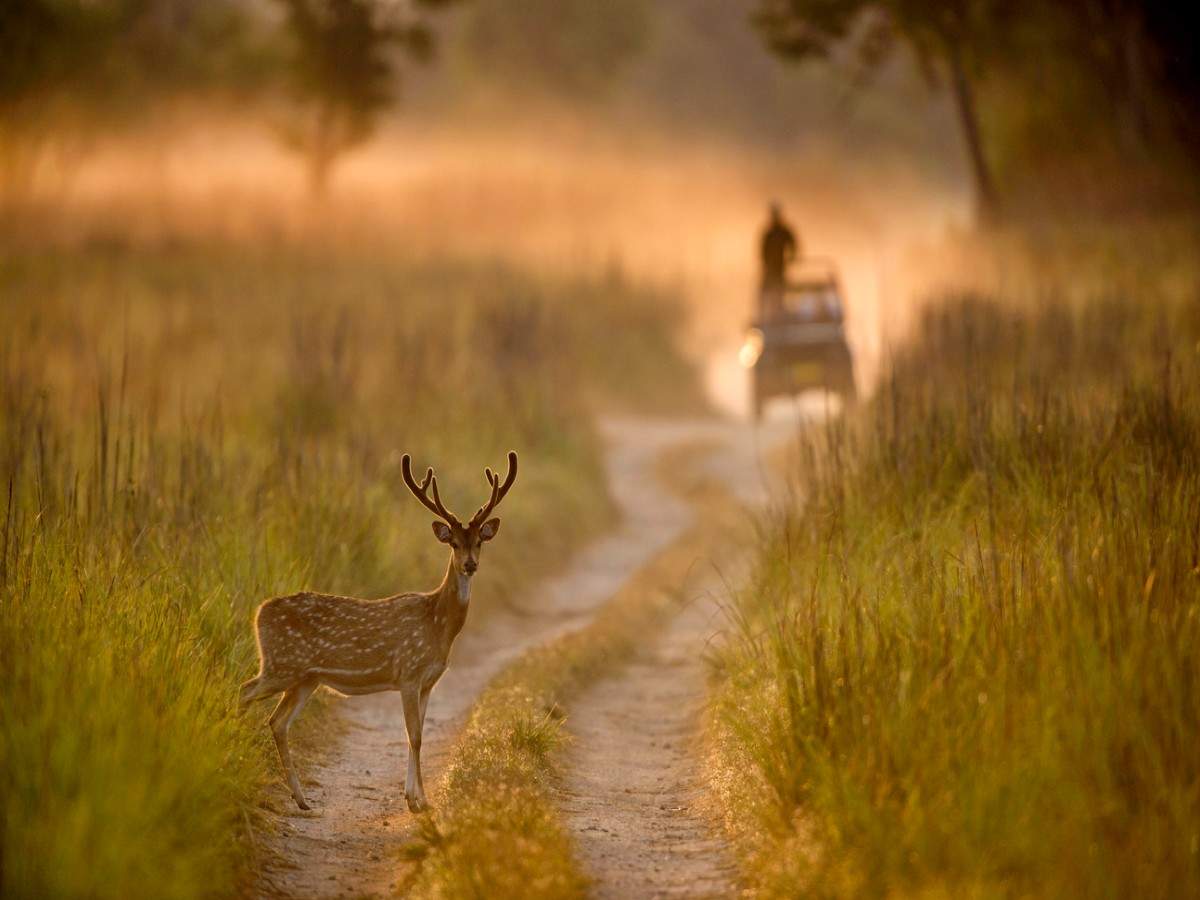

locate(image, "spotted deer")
[[239, 451, 517, 812]]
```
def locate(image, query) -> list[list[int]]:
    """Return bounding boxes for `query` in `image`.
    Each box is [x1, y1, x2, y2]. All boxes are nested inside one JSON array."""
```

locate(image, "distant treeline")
[[3, 1, 1198, 214], [1, 0, 465, 194]]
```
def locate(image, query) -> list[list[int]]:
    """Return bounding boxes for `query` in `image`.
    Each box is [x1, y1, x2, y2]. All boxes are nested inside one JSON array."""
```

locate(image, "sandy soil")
[[251, 417, 786, 899], [557, 581, 741, 899], [557, 424, 784, 899]]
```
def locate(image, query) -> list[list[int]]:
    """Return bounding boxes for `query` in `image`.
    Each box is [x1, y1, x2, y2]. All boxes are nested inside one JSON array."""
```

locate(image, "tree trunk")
[[946, 43, 1000, 224], [1117, 3, 1153, 156], [307, 104, 338, 198]]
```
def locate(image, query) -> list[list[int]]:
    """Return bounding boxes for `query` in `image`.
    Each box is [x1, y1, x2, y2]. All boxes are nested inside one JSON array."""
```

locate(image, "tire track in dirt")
[[251, 418, 759, 899], [557, 426, 785, 899]]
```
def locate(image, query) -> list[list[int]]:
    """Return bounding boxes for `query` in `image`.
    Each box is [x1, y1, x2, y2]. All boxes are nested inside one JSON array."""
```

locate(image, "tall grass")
[[711, 277, 1200, 895], [0, 241, 700, 898]]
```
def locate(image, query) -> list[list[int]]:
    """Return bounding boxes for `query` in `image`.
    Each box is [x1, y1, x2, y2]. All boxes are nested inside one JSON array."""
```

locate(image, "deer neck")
[[432, 553, 471, 646]]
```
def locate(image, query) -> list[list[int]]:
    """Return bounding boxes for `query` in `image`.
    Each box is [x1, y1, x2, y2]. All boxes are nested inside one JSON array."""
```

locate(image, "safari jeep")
[[741, 259, 857, 419]]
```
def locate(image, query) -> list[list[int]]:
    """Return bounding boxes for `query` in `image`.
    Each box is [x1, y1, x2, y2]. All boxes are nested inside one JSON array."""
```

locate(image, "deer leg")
[[401, 686, 428, 813], [239, 677, 264, 708], [270, 680, 318, 811], [418, 682, 432, 729], [239, 675, 280, 708]]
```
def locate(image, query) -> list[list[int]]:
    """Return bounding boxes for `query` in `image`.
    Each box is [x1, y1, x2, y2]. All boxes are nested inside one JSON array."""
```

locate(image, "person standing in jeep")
[[759, 202, 799, 317]]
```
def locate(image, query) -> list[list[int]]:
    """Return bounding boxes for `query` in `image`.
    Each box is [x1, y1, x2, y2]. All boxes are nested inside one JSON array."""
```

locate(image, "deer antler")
[[470, 451, 518, 526], [402, 455, 461, 526]]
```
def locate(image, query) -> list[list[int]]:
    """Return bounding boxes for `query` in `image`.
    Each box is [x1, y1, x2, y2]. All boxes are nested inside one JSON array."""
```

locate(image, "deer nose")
[[463, 559, 477, 574]]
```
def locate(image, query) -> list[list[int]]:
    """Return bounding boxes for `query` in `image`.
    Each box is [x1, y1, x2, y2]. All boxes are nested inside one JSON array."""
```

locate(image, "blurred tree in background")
[[1047, 2, 1200, 169], [753, 0, 1200, 221], [276, 0, 462, 195], [1, 0, 1197, 212], [1048, 1, 1200, 155], [0, 0, 259, 195], [0, 0, 462, 198], [753, 0, 1011, 221]]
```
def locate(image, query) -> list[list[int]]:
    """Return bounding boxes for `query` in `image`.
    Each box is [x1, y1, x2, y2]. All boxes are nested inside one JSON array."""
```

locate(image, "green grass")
[[400, 461, 740, 899], [709, 242, 1200, 896], [0, 241, 700, 899]]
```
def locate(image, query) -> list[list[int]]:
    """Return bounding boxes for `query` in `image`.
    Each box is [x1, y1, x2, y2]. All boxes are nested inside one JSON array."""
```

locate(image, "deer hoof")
[[294, 795, 312, 811], [405, 793, 429, 814]]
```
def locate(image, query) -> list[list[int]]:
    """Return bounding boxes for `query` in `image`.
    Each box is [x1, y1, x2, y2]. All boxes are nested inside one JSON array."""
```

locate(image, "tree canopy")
[[754, 0, 1008, 220], [276, 0, 462, 194], [753, 0, 1200, 219], [0, 0, 463, 196]]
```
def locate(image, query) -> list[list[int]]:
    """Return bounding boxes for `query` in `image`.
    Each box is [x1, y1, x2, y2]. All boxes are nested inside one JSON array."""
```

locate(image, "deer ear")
[[479, 518, 501, 541], [432, 522, 453, 543]]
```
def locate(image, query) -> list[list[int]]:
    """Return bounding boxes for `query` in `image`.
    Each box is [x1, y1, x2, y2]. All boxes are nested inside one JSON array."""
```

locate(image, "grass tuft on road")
[[708, 246, 1200, 896]]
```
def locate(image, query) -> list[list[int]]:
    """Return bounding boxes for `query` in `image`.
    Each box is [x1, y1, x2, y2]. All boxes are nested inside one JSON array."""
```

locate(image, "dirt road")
[[556, 581, 740, 898], [556, 425, 783, 899], [252, 418, 787, 898]]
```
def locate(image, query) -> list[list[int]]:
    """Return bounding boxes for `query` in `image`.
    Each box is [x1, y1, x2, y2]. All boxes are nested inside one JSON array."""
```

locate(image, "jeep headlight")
[[739, 328, 764, 368]]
